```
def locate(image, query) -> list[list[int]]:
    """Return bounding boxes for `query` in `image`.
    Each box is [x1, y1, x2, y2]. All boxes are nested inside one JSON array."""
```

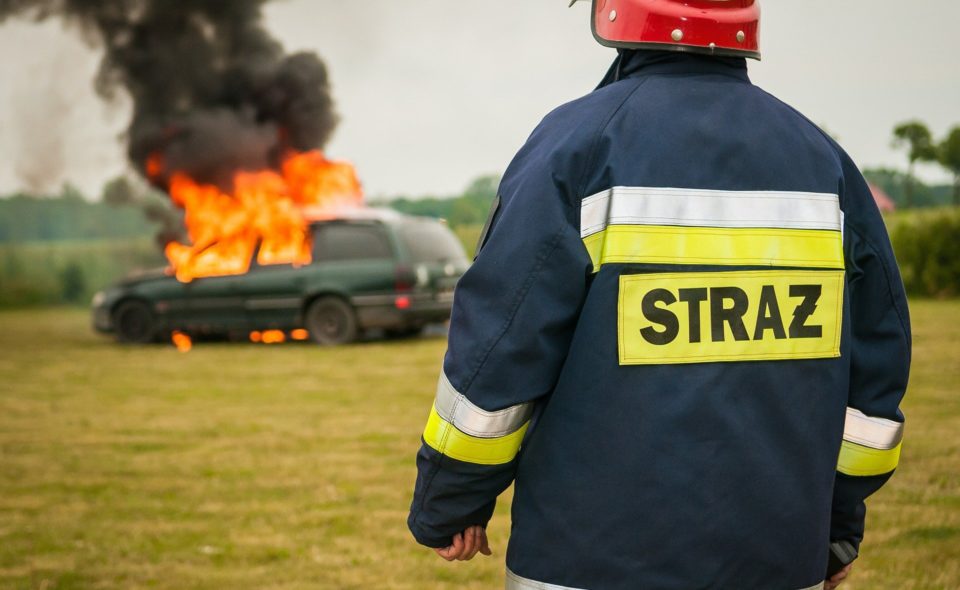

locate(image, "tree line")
[[0, 185, 158, 243], [382, 175, 499, 228], [892, 121, 960, 207]]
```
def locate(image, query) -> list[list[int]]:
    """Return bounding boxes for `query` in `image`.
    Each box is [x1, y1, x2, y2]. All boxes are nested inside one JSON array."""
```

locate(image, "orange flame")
[[171, 330, 192, 352], [162, 150, 363, 282], [262, 330, 286, 344], [146, 152, 164, 181]]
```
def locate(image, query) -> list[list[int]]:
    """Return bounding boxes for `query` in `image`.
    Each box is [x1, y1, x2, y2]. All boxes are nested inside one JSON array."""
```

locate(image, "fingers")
[[432, 527, 494, 562], [824, 564, 853, 590], [462, 526, 492, 560], [433, 532, 464, 561], [830, 563, 852, 583], [450, 531, 464, 559], [479, 527, 492, 556], [459, 526, 478, 561], [469, 526, 484, 560]]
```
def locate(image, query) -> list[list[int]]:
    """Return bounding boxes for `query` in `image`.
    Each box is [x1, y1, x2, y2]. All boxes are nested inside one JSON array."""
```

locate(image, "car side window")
[[312, 223, 394, 262]]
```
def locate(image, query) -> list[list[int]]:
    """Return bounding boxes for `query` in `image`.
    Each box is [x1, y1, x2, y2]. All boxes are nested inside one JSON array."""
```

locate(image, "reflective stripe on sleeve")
[[837, 407, 904, 477], [843, 407, 904, 450], [434, 371, 533, 438], [423, 405, 528, 465], [837, 441, 902, 477], [506, 568, 588, 590], [506, 569, 824, 590]]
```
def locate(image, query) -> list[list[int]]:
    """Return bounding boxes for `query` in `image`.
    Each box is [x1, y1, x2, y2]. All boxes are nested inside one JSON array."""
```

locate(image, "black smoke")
[[0, 0, 339, 190]]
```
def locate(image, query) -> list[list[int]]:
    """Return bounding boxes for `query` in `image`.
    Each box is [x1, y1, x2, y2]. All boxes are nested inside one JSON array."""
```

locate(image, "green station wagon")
[[92, 209, 469, 345]]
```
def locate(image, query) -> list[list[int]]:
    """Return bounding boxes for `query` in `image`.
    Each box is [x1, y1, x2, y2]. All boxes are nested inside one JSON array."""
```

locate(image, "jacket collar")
[[596, 49, 750, 90]]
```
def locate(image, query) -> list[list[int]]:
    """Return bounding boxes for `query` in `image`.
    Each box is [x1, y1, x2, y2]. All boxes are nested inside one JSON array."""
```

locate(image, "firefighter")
[[408, 1, 910, 588]]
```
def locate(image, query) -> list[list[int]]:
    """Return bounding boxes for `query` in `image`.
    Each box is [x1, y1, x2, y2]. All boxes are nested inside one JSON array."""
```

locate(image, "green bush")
[[0, 238, 164, 308], [59, 261, 88, 304], [890, 207, 960, 297]]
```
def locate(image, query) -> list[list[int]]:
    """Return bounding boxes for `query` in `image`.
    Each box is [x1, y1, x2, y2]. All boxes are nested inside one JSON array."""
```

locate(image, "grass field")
[[0, 302, 958, 590]]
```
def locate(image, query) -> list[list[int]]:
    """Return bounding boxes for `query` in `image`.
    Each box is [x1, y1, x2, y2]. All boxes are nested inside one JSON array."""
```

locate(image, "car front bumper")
[[92, 304, 114, 333]]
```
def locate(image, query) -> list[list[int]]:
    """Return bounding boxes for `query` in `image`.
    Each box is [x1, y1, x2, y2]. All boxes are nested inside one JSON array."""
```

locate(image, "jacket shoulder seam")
[[575, 78, 650, 200]]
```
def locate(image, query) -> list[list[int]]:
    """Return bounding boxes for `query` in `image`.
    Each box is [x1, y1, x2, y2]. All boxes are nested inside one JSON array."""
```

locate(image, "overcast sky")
[[0, 0, 958, 199]]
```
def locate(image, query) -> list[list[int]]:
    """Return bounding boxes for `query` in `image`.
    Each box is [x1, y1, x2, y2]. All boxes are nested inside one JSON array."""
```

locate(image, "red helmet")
[[573, 0, 761, 60]]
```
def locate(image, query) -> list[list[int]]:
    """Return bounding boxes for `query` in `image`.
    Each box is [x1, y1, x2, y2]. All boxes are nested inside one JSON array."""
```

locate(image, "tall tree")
[[939, 126, 960, 207], [892, 121, 937, 208]]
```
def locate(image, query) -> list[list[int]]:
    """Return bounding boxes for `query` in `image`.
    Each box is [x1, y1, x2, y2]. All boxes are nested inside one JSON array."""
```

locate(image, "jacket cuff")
[[407, 521, 455, 549]]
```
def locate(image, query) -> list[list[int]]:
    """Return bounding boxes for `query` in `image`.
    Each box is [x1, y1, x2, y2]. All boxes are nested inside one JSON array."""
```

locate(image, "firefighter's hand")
[[433, 526, 492, 561], [824, 564, 853, 590]]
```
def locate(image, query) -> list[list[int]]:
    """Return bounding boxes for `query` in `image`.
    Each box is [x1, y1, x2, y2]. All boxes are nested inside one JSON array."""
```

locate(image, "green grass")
[[0, 302, 958, 589]]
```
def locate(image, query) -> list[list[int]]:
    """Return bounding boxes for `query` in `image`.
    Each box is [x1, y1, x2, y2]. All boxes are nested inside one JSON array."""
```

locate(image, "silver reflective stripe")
[[506, 569, 823, 590], [505, 569, 587, 590], [843, 407, 904, 450], [434, 371, 533, 438], [580, 186, 842, 238]]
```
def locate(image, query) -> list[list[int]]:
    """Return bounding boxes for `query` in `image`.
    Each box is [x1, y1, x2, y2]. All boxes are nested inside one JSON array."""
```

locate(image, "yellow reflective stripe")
[[423, 405, 528, 465], [582, 225, 844, 272], [583, 231, 605, 271], [837, 440, 902, 477]]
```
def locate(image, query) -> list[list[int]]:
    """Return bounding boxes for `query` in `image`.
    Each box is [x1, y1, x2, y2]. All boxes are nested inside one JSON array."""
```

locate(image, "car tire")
[[113, 300, 157, 344], [305, 297, 358, 346]]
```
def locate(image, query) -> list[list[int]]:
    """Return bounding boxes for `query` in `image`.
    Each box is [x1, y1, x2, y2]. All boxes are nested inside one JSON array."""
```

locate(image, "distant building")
[[868, 182, 897, 213]]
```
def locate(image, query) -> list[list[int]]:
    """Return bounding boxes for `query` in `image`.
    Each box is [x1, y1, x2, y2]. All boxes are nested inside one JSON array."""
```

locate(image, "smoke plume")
[[10, 57, 71, 193], [0, 0, 339, 190]]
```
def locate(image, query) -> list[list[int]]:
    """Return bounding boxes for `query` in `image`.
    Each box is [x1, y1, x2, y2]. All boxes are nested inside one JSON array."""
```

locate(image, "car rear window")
[[397, 219, 468, 263], [312, 223, 394, 262]]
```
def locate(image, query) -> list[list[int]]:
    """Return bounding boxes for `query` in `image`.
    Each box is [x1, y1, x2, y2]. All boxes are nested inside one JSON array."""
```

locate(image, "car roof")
[[306, 207, 452, 228], [305, 206, 404, 225]]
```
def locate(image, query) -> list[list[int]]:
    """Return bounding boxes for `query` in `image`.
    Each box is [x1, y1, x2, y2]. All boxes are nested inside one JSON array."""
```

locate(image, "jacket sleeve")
[[406, 118, 595, 548], [832, 153, 912, 550]]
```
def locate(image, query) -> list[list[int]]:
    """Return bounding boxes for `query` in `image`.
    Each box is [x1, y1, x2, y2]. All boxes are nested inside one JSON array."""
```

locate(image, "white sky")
[[0, 0, 957, 199]]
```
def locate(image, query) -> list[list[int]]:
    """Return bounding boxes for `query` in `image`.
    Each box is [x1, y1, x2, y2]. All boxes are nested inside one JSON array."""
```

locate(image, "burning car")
[[92, 208, 468, 345]]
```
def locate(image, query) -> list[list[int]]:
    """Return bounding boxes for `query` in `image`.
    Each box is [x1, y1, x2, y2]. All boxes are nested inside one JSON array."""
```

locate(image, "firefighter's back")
[[507, 56, 851, 590], [410, 46, 906, 590]]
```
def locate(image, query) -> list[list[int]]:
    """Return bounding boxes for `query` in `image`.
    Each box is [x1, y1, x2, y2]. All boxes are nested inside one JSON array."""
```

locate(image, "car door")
[[180, 273, 248, 333], [235, 256, 306, 330]]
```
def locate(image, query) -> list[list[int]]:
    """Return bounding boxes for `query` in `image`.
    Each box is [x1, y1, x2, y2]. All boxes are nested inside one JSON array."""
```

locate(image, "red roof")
[[868, 182, 896, 213]]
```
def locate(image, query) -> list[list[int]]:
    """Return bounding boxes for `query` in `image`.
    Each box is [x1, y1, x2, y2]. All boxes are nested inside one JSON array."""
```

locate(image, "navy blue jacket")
[[408, 51, 910, 590]]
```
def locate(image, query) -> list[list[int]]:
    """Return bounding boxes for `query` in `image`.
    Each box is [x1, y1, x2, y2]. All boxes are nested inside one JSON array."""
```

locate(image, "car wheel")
[[113, 300, 157, 344], [305, 297, 358, 346]]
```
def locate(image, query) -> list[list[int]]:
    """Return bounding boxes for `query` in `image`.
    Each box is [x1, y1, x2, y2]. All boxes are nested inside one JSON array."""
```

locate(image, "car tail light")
[[395, 265, 416, 292], [395, 295, 411, 310]]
